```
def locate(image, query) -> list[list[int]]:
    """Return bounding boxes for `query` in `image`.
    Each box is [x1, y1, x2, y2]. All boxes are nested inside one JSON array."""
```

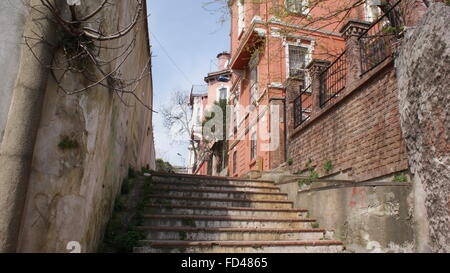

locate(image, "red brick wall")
[[288, 62, 409, 181]]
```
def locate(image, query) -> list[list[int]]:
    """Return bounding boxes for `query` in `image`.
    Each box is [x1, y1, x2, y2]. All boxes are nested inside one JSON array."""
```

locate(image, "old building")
[[191, 52, 232, 176], [227, 0, 366, 177]]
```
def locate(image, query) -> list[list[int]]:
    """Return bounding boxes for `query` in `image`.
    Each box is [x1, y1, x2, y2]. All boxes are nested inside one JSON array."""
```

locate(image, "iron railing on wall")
[[319, 50, 348, 108], [293, 84, 312, 128], [359, 0, 403, 75]]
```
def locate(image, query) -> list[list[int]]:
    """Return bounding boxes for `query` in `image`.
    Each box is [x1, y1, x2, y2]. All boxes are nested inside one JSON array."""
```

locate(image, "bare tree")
[[160, 90, 212, 172], [22, 0, 154, 111]]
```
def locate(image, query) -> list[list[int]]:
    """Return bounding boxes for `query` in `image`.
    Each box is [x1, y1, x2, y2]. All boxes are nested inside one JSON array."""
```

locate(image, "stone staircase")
[[133, 173, 343, 253]]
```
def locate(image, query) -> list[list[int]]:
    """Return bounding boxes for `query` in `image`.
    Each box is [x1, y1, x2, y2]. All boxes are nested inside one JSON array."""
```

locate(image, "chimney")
[[217, 52, 231, 71]]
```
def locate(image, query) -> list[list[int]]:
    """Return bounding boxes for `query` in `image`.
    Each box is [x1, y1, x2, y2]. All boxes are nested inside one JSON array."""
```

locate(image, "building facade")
[[190, 53, 232, 176], [227, 0, 368, 177]]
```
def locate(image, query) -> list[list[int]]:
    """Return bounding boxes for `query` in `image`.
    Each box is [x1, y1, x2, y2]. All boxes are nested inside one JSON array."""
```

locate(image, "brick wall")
[[288, 61, 409, 181]]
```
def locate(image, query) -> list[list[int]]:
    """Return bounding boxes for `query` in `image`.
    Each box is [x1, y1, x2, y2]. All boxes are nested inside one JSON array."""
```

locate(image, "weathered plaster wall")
[[0, 1, 27, 143], [279, 175, 416, 253], [13, 0, 155, 253], [396, 3, 450, 253]]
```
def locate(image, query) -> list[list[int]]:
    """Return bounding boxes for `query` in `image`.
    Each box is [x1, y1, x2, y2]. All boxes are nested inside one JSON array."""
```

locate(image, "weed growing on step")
[[114, 196, 124, 212], [323, 160, 333, 173], [128, 167, 137, 179], [121, 179, 131, 195], [58, 136, 79, 150], [287, 158, 293, 166], [393, 173, 408, 183], [182, 218, 196, 228], [298, 160, 320, 186], [112, 230, 145, 253], [179, 231, 188, 241], [100, 176, 155, 253], [311, 222, 320, 229]]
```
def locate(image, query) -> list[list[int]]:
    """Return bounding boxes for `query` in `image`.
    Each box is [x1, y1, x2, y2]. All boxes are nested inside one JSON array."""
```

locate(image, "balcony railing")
[[359, 0, 403, 75], [319, 50, 348, 108], [293, 84, 312, 129]]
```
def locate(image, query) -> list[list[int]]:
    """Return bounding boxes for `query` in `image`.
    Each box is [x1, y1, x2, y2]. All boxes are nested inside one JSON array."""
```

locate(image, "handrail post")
[[306, 59, 330, 113], [340, 20, 371, 87]]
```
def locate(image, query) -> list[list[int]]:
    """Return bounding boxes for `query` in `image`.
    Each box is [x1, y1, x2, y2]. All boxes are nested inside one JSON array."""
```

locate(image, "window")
[[219, 87, 227, 101], [364, 0, 381, 22], [233, 151, 237, 174], [250, 132, 257, 161], [237, 0, 245, 35], [288, 45, 308, 79], [233, 96, 239, 133], [286, 0, 309, 15], [249, 53, 259, 105]]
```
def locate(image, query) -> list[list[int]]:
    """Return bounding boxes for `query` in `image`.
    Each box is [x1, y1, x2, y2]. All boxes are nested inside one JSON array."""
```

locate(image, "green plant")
[[121, 179, 131, 195], [179, 231, 188, 241], [393, 173, 408, 183], [297, 179, 309, 186], [298, 165, 320, 186], [323, 160, 333, 173], [155, 159, 175, 173], [128, 167, 137, 179], [182, 218, 196, 227], [112, 230, 145, 253], [311, 222, 320, 229], [58, 136, 79, 150], [287, 158, 293, 166], [113, 196, 124, 212], [310, 171, 319, 180]]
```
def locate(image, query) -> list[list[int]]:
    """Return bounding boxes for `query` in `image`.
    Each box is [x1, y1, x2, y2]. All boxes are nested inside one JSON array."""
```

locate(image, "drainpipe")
[[0, 0, 56, 252]]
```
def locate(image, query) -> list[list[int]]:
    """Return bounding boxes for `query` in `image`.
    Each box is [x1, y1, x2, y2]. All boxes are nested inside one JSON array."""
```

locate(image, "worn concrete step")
[[148, 195, 293, 209], [149, 187, 288, 201], [138, 227, 326, 241], [145, 204, 308, 218], [150, 173, 275, 187], [143, 215, 317, 229], [150, 181, 280, 193], [134, 240, 344, 253]]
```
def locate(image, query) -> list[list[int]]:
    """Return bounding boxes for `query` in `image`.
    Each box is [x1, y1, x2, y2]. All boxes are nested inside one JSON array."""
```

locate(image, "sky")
[[146, 0, 230, 167]]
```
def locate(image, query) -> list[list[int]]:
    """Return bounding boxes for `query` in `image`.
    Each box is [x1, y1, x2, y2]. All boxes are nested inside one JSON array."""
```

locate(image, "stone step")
[[149, 187, 288, 201], [150, 181, 280, 193], [148, 195, 293, 209], [150, 174, 275, 187], [134, 240, 344, 253], [145, 204, 308, 218], [143, 215, 317, 229], [137, 227, 326, 241]]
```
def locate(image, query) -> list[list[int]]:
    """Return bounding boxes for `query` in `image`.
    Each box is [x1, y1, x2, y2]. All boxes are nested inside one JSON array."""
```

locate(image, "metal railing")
[[319, 50, 348, 108], [359, 0, 403, 75], [293, 84, 313, 128]]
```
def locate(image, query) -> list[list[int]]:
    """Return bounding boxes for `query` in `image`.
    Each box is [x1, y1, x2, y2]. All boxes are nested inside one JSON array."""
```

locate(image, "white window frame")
[[249, 52, 259, 106], [250, 131, 257, 161], [285, 0, 309, 15], [237, 0, 245, 36], [364, 0, 382, 22], [285, 41, 314, 80], [216, 86, 229, 102], [233, 95, 239, 133]]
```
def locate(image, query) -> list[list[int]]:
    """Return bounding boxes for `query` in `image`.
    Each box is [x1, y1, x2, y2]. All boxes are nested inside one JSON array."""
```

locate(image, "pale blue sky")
[[147, 0, 230, 166]]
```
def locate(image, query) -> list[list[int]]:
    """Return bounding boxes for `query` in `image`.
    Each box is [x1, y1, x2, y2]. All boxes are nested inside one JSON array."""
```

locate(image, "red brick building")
[[227, 0, 368, 177]]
